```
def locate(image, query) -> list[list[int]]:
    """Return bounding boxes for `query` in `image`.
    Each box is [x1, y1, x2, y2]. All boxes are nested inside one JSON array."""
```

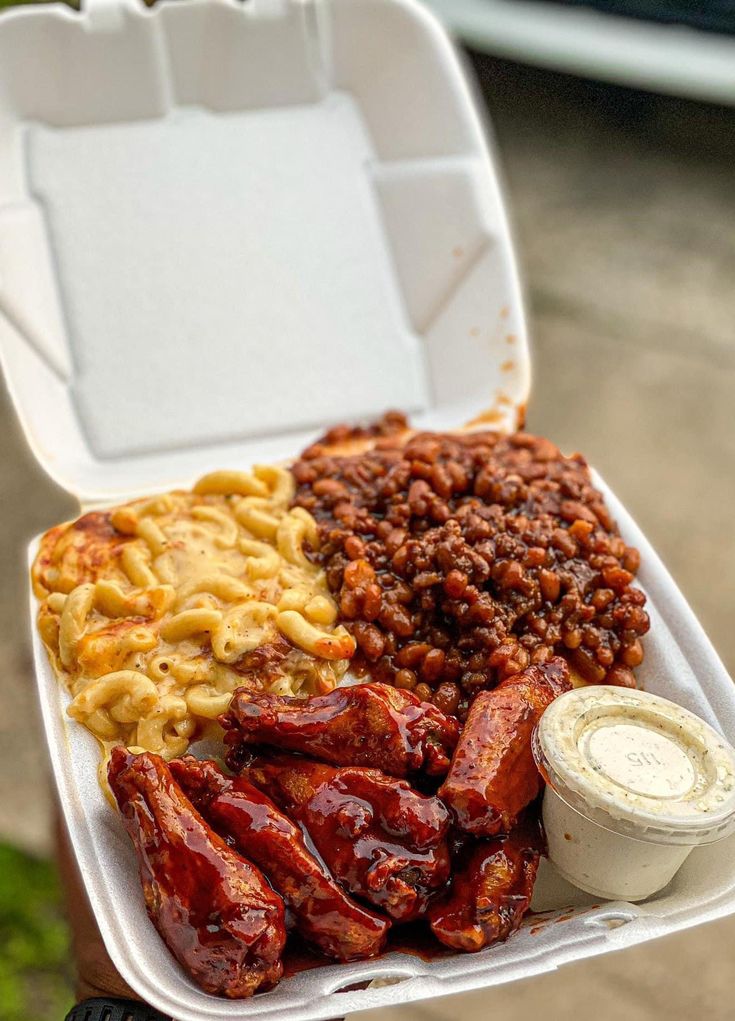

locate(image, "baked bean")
[[385, 528, 406, 555], [312, 478, 348, 498], [606, 664, 637, 688], [539, 569, 561, 603], [343, 559, 375, 588], [352, 622, 385, 661], [591, 588, 615, 610], [344, 535, 366, 560], [621, 639, 644, 668], [443, 569, 468, 599], [496, 560, 525, 591], [563, 629, 583, 650], [362, 584, 383, 621], [597, 645, 615, 667], [525, 546, 547, 568], [379, 604, 415, 638], [623, 547, 641, 573], [340, 590, 359, 619], [610, 537, 627, 559], [570, 647, 607, 683], [602, 564, 634, 591], [551, 528, 577, 559], [292, 423, 649, 697], [396, 643, 432, 668], [395, 669, 417, 690], [421, 648, 446, 684], [432, 681, 461, 716], [391, 545, 410, 573]]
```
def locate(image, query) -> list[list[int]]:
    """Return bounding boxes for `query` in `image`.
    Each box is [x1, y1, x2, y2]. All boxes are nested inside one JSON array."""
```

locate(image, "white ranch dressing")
[[533, 686, 735, 901]]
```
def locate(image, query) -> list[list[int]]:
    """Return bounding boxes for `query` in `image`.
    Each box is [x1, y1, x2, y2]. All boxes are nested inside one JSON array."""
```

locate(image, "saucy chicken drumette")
[[170, 756, 390, 961], [221, 681, 460, 778], [107, 748, 286, 998], [439, 658, 572, 835], [428, 815, 544, 952], [245, 756, 451, 922]]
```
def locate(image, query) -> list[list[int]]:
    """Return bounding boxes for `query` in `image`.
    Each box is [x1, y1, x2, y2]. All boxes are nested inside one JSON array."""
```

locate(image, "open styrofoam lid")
[[0, 0, 529, 503]]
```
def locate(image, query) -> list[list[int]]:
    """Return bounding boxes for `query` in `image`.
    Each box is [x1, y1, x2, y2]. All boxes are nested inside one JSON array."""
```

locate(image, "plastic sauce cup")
[[532, 686, 735, 902]]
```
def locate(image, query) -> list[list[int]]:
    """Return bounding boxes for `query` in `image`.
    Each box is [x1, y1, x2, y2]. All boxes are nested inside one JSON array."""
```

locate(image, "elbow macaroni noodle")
[[32, 466, 354, 762]]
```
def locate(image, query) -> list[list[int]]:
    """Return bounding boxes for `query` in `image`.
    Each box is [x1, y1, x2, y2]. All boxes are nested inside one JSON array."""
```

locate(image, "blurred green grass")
[[0, 0, 66, 7], [4, 0, 110, 1011], [0, 844, 73, 1021], [0, 0, 81, 9]]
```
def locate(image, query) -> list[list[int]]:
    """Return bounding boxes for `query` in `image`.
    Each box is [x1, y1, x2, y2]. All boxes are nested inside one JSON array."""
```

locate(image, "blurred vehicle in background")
[[426, 0, 735, 105]]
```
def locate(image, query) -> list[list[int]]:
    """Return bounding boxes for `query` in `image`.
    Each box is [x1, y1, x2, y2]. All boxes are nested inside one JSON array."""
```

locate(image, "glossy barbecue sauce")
[[274, 804, 541, 974], [221, 683, 460, 779], [107, 749, 287, 999], [280, 924, 455, 980], [170, 757, 391, 962], [245, 757, 452, 923]]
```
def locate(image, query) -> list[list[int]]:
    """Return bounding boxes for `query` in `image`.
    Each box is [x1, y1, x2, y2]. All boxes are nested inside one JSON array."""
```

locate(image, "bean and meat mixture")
[[292, 422, 649, 719]]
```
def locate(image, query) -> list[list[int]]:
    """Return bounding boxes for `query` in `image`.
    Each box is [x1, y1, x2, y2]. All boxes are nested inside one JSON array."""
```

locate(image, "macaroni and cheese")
[[32, 465, 355, 760]]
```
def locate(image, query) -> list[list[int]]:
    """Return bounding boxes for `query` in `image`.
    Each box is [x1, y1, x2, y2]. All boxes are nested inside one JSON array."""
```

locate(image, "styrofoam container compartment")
[[3, 0, 735, 1018]]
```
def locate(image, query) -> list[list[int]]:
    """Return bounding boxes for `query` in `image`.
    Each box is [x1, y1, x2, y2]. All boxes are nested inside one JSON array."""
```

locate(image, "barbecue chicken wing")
[[245, 756, 451, 922], [221, 682, 460, 778], [170, 756, 390, 961], [439, 658, 571, 836], [107, 748, 286, 997], [428, 816, 543, 952]]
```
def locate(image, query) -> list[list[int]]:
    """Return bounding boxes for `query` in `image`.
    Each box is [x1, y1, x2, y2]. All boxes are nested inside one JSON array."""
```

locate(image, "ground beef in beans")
[[291, 428, 649, 719]]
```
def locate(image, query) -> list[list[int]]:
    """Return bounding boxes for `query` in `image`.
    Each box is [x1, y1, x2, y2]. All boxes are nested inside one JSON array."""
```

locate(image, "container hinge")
[[83, 0, 132, 34]]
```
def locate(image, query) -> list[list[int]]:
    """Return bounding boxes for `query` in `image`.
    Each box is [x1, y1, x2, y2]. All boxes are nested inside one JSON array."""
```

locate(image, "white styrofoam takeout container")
[[2, 0, 735, 1018]]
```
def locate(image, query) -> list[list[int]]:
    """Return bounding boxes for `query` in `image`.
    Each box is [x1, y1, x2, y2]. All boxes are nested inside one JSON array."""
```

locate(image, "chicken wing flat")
[[245, 756, 451, 922], [439, 658, 571, 836], [428, 816, 543, 952], [107, 748, 286, 998], [170, 756, 390, 961], [221, 682, 460, 778]]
